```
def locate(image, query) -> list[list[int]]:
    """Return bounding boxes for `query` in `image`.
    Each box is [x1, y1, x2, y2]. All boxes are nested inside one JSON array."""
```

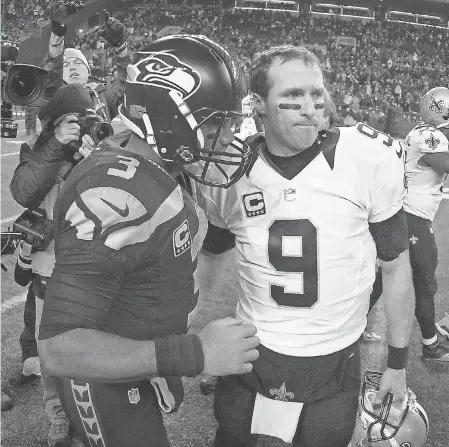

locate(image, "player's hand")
[[99, 12, 125, 48], [374, 368, 406, 407], [54, 115, 80, 145], [198, 317, 259, 376]]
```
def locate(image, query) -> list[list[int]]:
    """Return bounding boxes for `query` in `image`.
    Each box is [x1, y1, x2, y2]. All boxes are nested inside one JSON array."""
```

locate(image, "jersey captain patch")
[[173, 219, 192, 257], [243, 192, 266, 218]]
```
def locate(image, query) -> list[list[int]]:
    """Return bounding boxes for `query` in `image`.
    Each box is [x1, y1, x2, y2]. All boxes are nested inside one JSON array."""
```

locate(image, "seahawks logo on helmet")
[[127, 52, 201, 99], [429, 95, 444, 114]]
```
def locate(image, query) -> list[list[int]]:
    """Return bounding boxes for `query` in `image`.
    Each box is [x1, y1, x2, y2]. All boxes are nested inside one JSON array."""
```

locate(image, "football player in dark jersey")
[[38, 35, 259, 447]]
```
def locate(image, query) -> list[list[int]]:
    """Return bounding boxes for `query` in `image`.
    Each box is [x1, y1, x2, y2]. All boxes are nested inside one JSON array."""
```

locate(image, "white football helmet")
[[349, 371, 429, 447], [419, 87, 449, 129]]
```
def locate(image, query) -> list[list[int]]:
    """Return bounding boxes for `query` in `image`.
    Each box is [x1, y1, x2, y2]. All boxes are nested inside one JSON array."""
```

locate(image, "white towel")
[[251, 392, 304, 443], [150, 377, 176, 413]]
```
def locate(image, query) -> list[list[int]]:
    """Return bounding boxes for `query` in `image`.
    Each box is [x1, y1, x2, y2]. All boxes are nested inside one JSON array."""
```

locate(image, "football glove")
[[98, 12, 126, 48], [51, 1, 83, 37]]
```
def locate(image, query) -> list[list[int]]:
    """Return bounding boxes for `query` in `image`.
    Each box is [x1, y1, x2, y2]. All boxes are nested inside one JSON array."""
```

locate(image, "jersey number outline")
[[268, 219, 318, 308], [107, 155, 140, 179], [356, 123, 393, 148]]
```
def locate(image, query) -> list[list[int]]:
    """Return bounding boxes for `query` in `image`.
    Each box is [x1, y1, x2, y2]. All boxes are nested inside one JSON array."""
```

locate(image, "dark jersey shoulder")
[[42, 140, 200, 341], [54, 141, 185, 270]]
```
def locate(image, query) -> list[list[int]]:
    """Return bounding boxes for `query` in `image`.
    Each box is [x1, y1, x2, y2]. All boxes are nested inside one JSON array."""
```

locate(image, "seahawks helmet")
[[349, 371, 429, 447], [119, 34, 253, 188], [419, 87, 449, 130]]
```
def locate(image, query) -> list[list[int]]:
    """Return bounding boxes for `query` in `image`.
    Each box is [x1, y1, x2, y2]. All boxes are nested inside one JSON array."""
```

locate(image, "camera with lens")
[[79, 109, 114, 145], [65, 109, 114, 157], [1, 42, 21, 137], [12, 208, 54, 252], [2, 64, 49, 107]]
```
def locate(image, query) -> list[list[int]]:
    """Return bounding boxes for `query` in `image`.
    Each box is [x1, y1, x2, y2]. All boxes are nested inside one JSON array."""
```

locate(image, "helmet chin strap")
[[168, 90, 204, 149], [119, 94, 205, 159], [142, 113, 157, 148], [118, 104, 146, 140]]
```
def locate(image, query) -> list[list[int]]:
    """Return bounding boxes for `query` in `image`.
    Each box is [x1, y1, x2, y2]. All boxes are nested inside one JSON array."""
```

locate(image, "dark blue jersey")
[[39, 141, 200, 341]]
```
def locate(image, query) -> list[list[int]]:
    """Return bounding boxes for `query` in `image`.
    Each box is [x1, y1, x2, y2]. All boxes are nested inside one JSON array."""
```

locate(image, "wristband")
[[154, 334, 204, 377], [50, 39, 64, 47], [387, 345, 408, 369]]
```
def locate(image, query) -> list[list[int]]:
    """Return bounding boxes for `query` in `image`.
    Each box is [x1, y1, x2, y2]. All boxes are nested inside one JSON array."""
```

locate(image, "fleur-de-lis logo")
[[128, 387, 140, 404], [425, 133, 440, 150], [429, 96, 444, 114], [269, 382, 294, 402]]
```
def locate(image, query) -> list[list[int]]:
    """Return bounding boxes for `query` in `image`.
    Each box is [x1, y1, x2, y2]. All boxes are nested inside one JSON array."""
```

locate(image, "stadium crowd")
[[4, 0, 448, 123]]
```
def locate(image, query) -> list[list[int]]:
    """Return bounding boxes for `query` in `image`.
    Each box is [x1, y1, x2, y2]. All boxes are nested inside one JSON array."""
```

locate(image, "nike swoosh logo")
[[396, 144, 403, 159], [101, 198, 129, 217]]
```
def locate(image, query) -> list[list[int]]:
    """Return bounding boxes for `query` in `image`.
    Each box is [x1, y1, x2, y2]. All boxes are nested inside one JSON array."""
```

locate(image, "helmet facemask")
[[172, 100, 254, 189], [361, 372, 409, 443], [359, 371, 431, 447]]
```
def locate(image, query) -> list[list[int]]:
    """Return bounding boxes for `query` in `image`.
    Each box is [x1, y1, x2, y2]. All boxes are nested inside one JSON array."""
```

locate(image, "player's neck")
[[126, 134, 182, 179]]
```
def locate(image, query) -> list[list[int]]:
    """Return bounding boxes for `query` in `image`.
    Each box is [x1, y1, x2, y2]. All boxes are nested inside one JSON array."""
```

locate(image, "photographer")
[[46, 3, 131, 143], [9, 3, 128, 442], [10, 83, 112, 447]]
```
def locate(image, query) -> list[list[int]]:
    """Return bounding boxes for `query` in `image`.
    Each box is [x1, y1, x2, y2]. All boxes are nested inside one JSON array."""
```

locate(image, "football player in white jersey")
[[402, 86, 449, 362], [194, 45, 415, 447]]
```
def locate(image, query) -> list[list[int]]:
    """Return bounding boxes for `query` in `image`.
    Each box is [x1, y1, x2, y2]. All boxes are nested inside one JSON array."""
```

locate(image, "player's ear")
[[252, 93, 266, 116]]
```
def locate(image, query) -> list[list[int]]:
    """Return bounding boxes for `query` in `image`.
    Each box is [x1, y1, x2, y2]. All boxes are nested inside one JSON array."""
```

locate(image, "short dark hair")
[[250, 45, 321, 100]]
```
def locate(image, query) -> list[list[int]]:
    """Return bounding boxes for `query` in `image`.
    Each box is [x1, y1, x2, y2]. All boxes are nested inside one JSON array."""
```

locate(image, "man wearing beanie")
[[10, 5, 129, 445], [62, 48, 91, 85]]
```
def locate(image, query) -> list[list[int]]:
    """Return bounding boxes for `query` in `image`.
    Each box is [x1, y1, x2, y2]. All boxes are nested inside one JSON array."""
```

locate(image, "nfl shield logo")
[[284, 188, 296, 201], [128, 388, 140, 405]]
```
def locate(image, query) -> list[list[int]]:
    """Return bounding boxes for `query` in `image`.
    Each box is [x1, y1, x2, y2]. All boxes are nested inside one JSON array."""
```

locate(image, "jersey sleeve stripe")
[[104, 186, 185, 250], [66, 201, 95, 241]]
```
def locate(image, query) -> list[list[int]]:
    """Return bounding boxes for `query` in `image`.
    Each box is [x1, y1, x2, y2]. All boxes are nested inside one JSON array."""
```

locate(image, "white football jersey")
[[195, 124, 405, 356], [403, 123, 448, 221]]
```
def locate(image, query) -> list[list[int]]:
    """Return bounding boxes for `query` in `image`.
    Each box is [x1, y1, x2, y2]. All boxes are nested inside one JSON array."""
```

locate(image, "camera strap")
[[85, 84, 108, 121]]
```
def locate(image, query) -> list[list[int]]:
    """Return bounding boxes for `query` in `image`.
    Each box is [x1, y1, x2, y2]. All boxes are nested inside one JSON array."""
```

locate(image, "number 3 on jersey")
[[107, 155, 140, 179], [268, 219, 318, 308]]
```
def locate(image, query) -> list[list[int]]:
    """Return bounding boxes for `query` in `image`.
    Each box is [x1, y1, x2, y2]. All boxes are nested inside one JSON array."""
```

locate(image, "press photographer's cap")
[[64, 48, 91, 74]]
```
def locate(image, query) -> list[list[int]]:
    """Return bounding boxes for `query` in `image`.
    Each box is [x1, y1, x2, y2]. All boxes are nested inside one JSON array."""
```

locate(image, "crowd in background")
[[2, 0, 449, 123]]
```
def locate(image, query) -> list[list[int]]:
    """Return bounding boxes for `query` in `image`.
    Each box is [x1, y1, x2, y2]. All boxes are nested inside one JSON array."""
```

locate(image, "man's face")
[[258, 59, 325, 154], [63, 58, 89, 86], [200, 116, 239, 152], [182, 115, 243, 186]]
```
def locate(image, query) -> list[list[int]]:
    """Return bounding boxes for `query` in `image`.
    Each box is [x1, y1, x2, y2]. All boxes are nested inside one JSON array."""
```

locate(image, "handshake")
[[197, 317, 260, 376]]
